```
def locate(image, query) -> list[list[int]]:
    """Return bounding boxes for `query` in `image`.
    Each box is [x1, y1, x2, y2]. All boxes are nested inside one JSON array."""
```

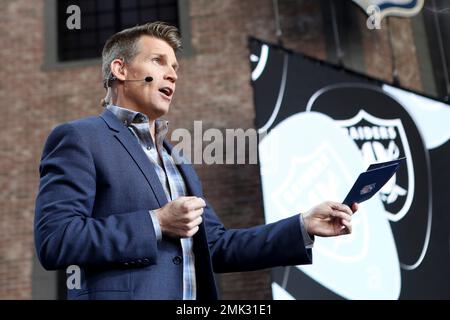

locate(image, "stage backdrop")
[[249, 38, 450, 299]]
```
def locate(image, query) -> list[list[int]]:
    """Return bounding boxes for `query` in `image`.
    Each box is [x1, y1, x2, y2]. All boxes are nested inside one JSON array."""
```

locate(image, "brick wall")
[[0, 0, 424, 299]]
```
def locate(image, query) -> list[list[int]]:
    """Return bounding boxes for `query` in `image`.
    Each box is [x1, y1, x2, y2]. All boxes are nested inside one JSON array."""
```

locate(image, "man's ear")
[[110, 59, 127, 81]]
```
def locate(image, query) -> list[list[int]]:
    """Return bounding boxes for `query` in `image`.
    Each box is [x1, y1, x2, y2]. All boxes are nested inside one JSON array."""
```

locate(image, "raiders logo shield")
[[336, 109, 414, 223], [307, 83, 432, 271]]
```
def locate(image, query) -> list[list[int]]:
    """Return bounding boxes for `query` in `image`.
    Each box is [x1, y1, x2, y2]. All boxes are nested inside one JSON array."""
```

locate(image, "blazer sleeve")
[[203, 201, 313, 273], [35, 123, 158, 270]]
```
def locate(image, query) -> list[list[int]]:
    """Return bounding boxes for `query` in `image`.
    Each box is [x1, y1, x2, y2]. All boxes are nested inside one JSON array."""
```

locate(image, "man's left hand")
[[302, 201, 358, 237]]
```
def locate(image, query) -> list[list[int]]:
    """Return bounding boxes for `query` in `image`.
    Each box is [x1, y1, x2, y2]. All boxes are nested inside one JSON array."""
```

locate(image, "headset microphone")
[[121, 76, 153, 84], [104, 76, 153, 88]]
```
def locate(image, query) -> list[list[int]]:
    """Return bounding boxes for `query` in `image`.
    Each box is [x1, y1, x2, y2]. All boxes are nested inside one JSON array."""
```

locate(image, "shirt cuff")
[[149, 210, 162, 242], [299, 214, 314, 249]]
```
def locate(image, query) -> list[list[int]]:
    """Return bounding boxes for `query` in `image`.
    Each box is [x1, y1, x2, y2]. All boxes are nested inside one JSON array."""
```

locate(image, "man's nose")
[[165, 68, 178, 83]]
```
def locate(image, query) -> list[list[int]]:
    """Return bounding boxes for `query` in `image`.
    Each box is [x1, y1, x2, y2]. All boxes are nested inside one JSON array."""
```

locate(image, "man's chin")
[[153, 105, 170, 118]]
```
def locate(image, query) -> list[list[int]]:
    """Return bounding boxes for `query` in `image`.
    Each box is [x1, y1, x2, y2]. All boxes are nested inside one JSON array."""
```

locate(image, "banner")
[[352, 0, 424, 19], [249, 38, 450, 299]]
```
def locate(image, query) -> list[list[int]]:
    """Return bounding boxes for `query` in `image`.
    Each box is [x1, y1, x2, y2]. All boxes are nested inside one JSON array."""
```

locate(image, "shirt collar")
[[106, 104, 169, 149], [106, 104, 147, 126]]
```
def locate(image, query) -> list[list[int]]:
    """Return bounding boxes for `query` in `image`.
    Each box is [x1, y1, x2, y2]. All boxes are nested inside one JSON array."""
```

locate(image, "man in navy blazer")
[[35, 22, 357, 300]]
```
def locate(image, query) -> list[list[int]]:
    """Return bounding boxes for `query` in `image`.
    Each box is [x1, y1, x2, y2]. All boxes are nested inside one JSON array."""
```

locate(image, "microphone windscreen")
[[144, 76, 153, 82]]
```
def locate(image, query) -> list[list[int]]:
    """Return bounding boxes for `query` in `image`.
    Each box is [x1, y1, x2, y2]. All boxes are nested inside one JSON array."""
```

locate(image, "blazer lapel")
[[100, 109, 169, 207]]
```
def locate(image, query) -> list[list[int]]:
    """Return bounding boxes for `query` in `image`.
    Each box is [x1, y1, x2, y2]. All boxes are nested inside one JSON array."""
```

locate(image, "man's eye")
[[152, 57, 161, 63]]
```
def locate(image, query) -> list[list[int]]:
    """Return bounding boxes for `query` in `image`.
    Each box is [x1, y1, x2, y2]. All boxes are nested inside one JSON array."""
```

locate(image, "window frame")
[[42, 0, 194, 70]]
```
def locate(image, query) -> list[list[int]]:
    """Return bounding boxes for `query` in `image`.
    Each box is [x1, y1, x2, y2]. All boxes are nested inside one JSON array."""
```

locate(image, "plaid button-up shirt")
[[107, 104, 196, 300]]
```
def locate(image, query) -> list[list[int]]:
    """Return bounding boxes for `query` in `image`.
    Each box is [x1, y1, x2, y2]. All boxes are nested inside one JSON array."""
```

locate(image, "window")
[[43, 0, 193, 69]]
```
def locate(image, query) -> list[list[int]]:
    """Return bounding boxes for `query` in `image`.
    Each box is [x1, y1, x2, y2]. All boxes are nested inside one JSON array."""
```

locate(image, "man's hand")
[[302, 201, 358, 237], [154, 196, 206, 239]]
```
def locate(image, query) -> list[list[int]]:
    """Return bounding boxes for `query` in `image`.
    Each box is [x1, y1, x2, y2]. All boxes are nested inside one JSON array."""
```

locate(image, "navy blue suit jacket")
[[34, 109, 312, 300]]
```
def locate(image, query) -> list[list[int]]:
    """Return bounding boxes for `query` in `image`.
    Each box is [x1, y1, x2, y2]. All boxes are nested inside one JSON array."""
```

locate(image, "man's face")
[[121, 35, 178, 119]]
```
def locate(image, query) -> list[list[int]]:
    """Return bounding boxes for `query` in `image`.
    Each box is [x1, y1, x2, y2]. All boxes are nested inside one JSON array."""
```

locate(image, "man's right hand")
[[154, 196, 206, 239]]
